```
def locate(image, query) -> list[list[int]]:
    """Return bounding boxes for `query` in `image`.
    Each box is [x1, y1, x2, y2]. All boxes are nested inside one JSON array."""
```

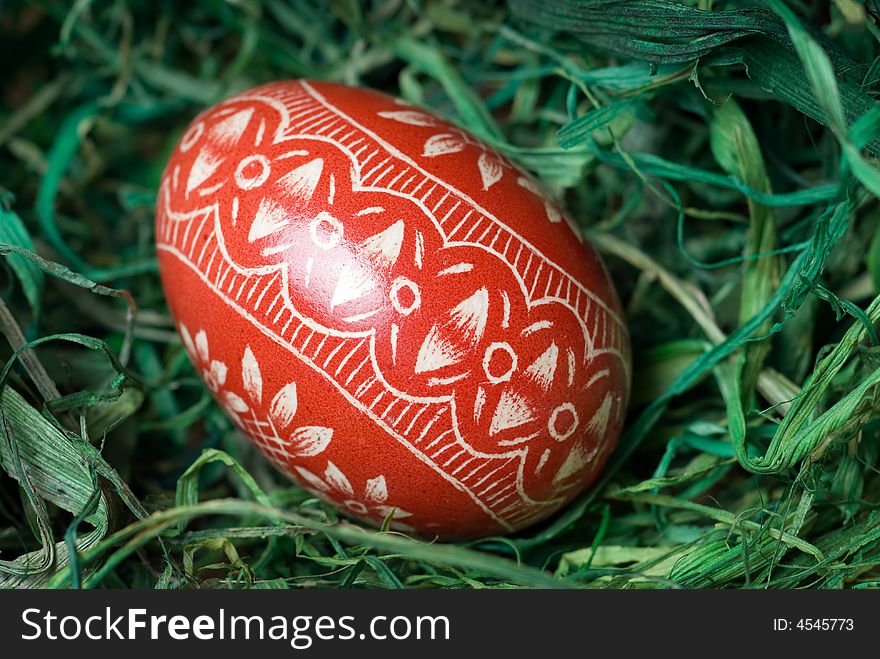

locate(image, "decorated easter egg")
[[155, 80, 631, 539]]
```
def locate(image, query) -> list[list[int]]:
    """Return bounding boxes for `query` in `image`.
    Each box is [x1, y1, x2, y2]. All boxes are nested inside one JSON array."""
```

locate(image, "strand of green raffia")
[[35, 103, 157, 283]]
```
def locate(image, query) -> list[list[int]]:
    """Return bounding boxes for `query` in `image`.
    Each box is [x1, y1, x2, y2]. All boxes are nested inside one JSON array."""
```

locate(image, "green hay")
[[1, 0, 879, 589]]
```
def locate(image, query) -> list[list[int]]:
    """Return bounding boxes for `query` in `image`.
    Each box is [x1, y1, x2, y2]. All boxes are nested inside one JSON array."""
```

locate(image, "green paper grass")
[[1, 0, 879, 589]]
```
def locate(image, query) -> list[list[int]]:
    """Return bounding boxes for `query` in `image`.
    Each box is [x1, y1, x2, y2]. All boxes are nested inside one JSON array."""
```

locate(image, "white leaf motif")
[[195, 330, 210, 363], [241, 346, 263, 404], [516, 175, 541, 196], [209, 109, 253, 147], [290, 426, 333, 457], [323, 461, 354, 496], [545, 201, 562, 224], [249, 198, 290, 242], [553, 442, 596, 484], [209, 360, 228, 388], [294, 466, 329, 492], [186, 150, 224, 194], [489, 390, 535, 435], [275, 158, 323, 204], [364, 475, 388, 503], [423, 134, 466, 157], [179, 324, 196, 357], [478, 152, 503, 190], [223, 391, 249, 413], [269, 382, 298, 428], [378, 110, 439, 127], [415, 326, 464, 373]]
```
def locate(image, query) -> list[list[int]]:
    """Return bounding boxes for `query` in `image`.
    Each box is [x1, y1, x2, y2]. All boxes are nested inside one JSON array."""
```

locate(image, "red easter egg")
[[155, 80, 631, 539]]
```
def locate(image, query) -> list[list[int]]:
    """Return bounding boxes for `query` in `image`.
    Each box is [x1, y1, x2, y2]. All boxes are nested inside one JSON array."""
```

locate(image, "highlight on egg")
[[155, 79, 631, 539]]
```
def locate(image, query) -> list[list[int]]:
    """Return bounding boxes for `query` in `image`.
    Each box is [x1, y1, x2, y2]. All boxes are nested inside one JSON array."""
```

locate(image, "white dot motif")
[[309, 211, 344, 249], [235, 154, 271, 190], [180, 122, 204, 152], [549, 402, 579, 442], [390, 277, 421, 315], [483, 342, 517, 384]]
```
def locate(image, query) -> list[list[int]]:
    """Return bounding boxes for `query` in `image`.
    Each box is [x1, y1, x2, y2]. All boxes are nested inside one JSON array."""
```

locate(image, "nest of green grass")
[[1, 0, 880, 589]]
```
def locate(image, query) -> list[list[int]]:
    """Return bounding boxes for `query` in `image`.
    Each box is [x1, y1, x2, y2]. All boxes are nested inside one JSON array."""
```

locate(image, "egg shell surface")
[[156, 80, 631, 539]]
